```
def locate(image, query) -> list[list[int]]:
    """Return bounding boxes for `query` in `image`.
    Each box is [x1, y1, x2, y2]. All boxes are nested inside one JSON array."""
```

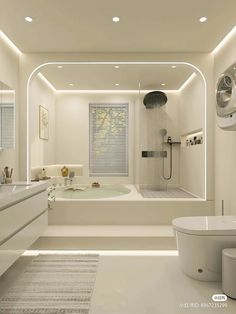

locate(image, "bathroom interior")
[[30, 63, 206, 199], [1, 0, 236, 313]]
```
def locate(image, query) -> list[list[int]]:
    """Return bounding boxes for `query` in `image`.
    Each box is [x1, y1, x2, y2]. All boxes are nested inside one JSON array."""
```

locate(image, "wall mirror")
[[0, 81, 15, 149]]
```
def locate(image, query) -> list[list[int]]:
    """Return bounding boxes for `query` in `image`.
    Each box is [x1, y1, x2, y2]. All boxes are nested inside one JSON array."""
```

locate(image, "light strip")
[[37, 72, 56, 92], [23, 250, 179, 256], [178, 73, 197, 92], [0, 90, 14, 94], [0, 30, 22, 55], [212, 26, 236, 55], [55, 89, 179, 94]]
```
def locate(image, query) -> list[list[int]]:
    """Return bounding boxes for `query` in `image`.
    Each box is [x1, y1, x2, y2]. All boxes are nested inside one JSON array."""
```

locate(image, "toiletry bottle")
[[0, 171, 5, 184], [61, 166, 69, 177], [42, 168, 46, 179]]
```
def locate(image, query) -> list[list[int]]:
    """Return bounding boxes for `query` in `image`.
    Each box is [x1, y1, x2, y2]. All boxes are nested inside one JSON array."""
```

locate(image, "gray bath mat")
[[0, 254, 99, 313]]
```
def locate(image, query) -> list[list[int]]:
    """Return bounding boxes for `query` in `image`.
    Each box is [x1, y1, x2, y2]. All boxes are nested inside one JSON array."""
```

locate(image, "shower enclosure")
[[135, 89, 195, 198], [138, 92, 169, 192]]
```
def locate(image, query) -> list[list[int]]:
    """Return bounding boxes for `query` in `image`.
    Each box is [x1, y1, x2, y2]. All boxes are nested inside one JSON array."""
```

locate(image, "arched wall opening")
[[27, 61, 207, 200]]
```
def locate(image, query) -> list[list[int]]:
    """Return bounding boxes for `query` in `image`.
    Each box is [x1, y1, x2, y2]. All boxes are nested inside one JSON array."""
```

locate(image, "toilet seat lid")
[[172, 216, 236, 236]]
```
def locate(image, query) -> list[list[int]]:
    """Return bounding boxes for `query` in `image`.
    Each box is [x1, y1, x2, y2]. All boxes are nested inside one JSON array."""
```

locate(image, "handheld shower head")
[[160, 128, 167, 138]]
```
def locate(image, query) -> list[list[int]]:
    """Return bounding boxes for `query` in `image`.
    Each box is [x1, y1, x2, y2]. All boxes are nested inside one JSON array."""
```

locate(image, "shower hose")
[[162, 142, 172, 180]]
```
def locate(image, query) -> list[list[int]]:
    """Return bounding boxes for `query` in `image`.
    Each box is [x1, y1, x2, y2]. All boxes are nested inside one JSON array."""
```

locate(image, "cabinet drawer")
[[0, 191, 48, 244], [0, 211, 48, 276]]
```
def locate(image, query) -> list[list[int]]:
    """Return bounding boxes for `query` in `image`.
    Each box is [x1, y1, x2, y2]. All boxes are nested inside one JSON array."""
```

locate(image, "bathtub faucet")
[[64, 171, 75, 186], [64, 177, 73, 186]]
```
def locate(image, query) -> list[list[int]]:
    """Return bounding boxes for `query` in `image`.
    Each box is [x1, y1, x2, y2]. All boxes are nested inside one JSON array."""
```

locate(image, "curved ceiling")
[[0, 0, 236, 53]]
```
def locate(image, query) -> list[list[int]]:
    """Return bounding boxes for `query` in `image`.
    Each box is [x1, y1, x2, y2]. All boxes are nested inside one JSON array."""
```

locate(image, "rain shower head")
[[143, 91, 168, 109]]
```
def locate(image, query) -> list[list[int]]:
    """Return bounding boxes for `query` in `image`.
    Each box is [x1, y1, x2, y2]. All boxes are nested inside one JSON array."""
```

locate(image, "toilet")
[[172, 216, 236, 281]]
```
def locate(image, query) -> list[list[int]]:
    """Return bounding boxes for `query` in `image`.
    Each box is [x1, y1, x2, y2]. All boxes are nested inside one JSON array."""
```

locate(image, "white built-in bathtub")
[[49, 184, 214, 225], [52, 184, 141, 200]]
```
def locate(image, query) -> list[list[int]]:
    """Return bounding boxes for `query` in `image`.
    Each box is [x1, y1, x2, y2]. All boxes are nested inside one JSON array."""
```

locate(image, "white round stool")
[[222, 248, 236, 299]]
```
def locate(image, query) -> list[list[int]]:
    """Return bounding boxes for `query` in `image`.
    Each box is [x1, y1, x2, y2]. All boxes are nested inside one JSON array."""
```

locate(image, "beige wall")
[[214, 32, 236, 215], [0, 37, 19, 180], [29, 76, 56, 168], [55, 92, 135, 184], [179, 74, 205, 198]]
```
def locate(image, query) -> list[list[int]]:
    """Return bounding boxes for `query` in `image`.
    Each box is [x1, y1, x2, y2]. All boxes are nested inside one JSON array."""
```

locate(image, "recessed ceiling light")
[[114, 65, 119, 69], [25, 16, 33, 22], [57, 65, 63, 69], [69, 83, 74, 86], [112, 16, 120, 23], [161, 83, 166, 86], [199, 16, 207, 23], [171, 65, 177, 69], [115, 83, 119, 86]]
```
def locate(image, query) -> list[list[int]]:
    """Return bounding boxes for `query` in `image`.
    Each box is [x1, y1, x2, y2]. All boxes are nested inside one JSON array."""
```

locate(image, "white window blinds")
[[89, 103, 129, 176], [0, 104, 14, 149]]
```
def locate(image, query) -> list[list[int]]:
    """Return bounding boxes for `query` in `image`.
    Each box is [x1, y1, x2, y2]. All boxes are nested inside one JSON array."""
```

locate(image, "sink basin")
[[0, 185, 29, 198], [0, 181, 49, 211]]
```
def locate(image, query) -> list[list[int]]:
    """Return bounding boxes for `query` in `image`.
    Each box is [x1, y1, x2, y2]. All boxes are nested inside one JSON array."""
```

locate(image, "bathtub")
[[48, 184, 214, 226], [52, 184, 136, 200]]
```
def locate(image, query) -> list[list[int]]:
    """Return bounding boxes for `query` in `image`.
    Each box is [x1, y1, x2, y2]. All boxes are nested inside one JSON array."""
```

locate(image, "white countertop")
[[0, 181, 50, 210]]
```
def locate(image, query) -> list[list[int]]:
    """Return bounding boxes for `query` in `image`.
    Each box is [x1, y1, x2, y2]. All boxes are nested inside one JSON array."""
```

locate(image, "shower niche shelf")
[[181, 130, 203, 147]]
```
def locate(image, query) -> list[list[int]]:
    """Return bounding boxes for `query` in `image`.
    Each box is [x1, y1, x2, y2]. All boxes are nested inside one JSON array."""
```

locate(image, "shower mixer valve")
[[167, 136, 172, 143]]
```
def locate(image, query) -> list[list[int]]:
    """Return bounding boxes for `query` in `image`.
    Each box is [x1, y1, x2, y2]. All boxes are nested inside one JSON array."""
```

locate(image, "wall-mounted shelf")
[[181, 130, 203, 147]]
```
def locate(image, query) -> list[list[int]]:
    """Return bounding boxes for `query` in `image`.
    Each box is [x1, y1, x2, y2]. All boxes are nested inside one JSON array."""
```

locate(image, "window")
[[89, 103, 129, 176]]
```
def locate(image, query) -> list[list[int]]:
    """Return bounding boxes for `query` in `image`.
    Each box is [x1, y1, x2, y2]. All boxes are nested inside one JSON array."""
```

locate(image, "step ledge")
[[43, 225, 174, 237]]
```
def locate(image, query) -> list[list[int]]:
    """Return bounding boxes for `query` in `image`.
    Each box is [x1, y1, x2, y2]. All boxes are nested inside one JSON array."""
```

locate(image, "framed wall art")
[[39, 105, 49, 140]]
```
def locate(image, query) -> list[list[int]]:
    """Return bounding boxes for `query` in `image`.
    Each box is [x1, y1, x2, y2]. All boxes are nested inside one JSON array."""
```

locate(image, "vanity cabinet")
[[0, 189, 48, 276]]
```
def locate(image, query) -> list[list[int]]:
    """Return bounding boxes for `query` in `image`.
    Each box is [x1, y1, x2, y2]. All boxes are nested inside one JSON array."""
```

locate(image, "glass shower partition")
[[138, 97, 168, 192]]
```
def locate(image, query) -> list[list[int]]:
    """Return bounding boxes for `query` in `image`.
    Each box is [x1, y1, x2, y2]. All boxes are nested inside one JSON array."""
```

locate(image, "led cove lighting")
[[199, 16, 207, 23], [112, 16, 120, 23], [212, 26, 236, 55], [23, 250, 179, 257], [179, 73, 197, 92], [0, 30, 22, 55], [37, 73, 56, 92], [55, 89, 179, 94], [25, 16, 33, 22]]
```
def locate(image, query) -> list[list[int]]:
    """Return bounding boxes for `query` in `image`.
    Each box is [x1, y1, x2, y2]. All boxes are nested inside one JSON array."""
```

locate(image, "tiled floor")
[[140, 188, 197, 199], [90, 255, 236, 314], [0, 253, 235, 314]]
